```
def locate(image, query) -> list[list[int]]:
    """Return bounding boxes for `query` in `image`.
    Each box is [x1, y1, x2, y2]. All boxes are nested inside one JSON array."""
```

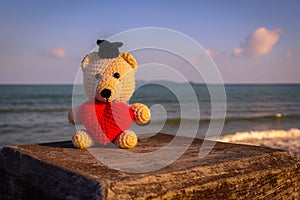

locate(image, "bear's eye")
[[113, 72, 120, 79], [95, 73, 101, 80]]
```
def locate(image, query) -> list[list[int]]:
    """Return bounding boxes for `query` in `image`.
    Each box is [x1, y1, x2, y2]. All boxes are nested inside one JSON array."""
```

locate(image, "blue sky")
[[0, 0, 299, 84]]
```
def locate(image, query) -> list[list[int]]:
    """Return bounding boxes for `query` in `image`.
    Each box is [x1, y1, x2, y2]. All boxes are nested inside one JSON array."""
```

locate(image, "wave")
[[0, 108, 69, 114], [218, 128, 300, 141], [214, 128, 300, 155], [150, 113, 300, 124], [224, 113, 300, 122]]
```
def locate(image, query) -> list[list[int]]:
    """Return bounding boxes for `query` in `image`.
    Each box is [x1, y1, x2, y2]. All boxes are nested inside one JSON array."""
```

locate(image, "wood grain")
[[0, 133, 300, 199]]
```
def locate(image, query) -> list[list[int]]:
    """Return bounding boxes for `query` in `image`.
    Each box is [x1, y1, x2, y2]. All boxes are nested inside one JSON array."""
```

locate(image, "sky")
[[0, 0, 299, 84]]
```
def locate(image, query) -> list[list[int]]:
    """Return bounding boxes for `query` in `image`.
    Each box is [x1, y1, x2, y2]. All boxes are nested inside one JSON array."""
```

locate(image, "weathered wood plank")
[[0, 133, 300, 199]]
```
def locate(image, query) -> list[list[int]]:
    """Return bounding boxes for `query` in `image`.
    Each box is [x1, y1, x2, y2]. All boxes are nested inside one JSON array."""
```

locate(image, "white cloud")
[[233, 27, 282, 57], [205, 49, 219, 57], [50, 48, 66, 58]]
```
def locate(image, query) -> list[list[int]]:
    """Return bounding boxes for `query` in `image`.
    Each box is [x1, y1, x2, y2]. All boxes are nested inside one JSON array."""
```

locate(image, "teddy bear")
[[68, 40, 151, 149]]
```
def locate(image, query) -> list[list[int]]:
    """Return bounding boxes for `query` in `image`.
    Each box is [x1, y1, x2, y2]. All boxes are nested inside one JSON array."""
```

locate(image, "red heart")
[[79, 100, 134, 144]]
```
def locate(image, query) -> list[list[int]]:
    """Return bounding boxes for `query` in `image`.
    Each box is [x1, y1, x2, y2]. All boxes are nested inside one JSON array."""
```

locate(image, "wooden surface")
[[1, 133, 300, 199]]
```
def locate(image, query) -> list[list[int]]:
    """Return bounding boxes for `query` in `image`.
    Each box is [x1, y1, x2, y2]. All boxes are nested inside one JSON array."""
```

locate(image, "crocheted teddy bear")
[[68, 40, 151, 149]]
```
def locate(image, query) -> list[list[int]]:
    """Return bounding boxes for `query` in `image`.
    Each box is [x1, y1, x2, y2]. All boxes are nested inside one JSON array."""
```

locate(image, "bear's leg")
[[72, 129, 95, 149], [114, 130, 138, 149]]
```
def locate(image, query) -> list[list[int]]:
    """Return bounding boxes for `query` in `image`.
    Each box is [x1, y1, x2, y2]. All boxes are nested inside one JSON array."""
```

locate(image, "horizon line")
[[0, 81, 300, 85]]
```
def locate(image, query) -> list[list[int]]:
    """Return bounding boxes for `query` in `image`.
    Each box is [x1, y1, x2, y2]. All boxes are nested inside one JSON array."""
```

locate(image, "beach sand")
[[216, 128, 300, 156]]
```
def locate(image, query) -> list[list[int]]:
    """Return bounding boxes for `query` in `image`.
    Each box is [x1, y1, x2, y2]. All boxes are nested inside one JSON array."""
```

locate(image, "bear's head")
[[81, 40, 138, 103]]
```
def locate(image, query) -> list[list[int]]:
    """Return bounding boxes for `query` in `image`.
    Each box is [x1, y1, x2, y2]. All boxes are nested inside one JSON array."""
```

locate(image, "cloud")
[[233, 27, 282, 57], [205, 49, 219, 57], [233, 48, 244, 56], [50, 48, 66, 58], [284, 50, 294, 60]]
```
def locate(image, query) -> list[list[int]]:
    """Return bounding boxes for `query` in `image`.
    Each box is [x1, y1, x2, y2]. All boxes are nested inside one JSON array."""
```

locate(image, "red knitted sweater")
[[79, 100, 134, 144]]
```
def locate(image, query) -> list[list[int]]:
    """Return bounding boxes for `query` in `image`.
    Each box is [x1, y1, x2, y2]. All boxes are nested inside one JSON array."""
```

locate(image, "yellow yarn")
[[81, 53, 137, 103], [114, 130, 138, 149], [81, 52, 100, 69], [72, 130, 94, 149], [69, 49, 151, 149], [120, 52, 138, 69], [130, 103, 151, 124]]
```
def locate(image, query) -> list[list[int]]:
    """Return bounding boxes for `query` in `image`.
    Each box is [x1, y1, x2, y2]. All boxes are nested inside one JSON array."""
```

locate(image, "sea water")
[[0, 83, 300, 150]]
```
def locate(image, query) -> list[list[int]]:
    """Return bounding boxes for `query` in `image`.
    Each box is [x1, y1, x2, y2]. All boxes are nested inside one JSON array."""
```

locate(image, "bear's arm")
[[68, 106, 81, 125], [129, 103, 151, 125]]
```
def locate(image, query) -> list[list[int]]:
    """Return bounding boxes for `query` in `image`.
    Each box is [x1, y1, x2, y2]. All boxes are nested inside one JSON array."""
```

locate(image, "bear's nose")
[[100, 89, 111, 98]]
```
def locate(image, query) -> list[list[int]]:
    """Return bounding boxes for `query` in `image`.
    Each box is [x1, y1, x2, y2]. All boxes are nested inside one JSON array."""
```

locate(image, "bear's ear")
[[120, 52, 138, 69], [81, 52, 99, 70]]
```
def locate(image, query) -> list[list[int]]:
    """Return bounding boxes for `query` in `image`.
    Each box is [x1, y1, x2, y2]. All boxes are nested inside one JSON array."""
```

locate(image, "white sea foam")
[[215, 128, 300, 155]]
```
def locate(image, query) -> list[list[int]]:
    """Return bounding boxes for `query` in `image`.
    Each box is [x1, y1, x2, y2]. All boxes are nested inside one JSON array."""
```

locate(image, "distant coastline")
[[1, 80, 300, 86]]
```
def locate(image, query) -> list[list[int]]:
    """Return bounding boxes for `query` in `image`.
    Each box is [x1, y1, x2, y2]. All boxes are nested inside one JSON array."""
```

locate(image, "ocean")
[[1, 83, 300, 153]]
